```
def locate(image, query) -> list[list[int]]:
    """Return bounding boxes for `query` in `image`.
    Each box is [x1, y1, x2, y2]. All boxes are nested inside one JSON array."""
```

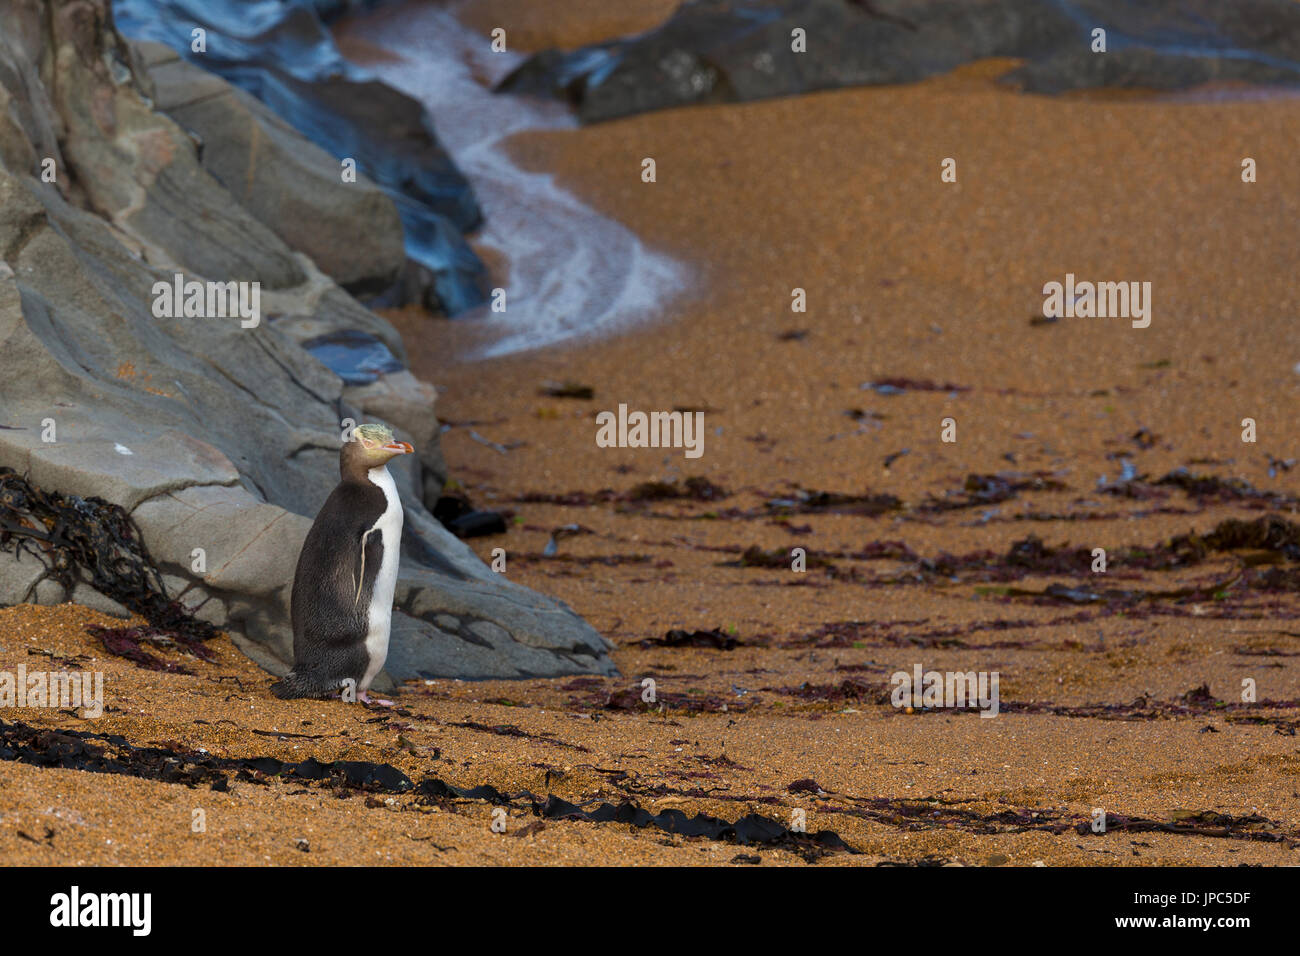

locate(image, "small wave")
[[337, 5, 687, 359]]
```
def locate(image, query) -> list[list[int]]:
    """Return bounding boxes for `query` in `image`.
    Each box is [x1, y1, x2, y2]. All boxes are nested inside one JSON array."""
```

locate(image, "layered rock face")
[[138, 41, 407, 293], [499, 0, 1300, 123], [0, 0, 615, 681], [113, 0, 488, 314]]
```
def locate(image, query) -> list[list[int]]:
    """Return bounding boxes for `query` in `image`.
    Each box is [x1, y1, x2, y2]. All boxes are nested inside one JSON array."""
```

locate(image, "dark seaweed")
[[764, 489, 902, 517], [0, 468, 218, 667], [920, 473, 1068, 512], [533, 795, 855, 860], [626, 477, 729, 502], [538, 381, 595, 399], [641, 628, 742, 650]]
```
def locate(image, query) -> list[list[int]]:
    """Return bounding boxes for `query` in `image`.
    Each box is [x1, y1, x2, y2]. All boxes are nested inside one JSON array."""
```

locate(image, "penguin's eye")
[[360, 438, 376, 449]]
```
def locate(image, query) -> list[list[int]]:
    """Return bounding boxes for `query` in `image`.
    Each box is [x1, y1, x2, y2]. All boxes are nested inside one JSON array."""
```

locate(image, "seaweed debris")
[[534, 794, 855, 861], [0, 468, 218, 669], [641, 628, 742, 650]]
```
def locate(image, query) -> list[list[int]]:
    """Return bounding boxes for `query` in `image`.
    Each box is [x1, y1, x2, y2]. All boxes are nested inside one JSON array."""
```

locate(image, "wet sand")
[[4, 1, 1300, 865], [457, 0, 677, 52]]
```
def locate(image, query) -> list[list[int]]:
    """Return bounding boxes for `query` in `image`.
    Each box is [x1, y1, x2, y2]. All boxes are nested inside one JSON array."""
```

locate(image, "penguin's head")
[[344, 423, 414, 475]]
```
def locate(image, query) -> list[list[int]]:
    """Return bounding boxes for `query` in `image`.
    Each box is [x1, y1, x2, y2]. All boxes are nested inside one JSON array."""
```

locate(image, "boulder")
[[136, 41, 406, 292], [498, 0, 1300, 122]]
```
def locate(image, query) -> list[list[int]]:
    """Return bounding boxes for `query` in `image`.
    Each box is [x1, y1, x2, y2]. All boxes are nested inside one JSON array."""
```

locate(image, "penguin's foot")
[[357, 691, 395, 708]]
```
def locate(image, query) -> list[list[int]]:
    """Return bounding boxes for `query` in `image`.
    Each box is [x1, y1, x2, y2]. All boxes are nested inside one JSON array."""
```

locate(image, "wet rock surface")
[[113, 0, 489, 313]]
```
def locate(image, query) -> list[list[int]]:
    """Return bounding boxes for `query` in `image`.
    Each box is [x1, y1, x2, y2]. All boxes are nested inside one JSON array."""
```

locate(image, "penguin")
[[271, 423, 413, 703]]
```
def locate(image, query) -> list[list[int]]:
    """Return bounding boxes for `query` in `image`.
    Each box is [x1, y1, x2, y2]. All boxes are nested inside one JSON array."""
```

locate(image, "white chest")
[[360, 465, 403, 690]]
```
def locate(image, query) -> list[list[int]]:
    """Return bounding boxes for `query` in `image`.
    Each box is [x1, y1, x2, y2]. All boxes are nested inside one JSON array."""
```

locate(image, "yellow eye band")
[[354, 423, 394, 444]]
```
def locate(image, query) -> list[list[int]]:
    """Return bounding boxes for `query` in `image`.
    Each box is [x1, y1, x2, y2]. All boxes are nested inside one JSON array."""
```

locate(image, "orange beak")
[[384, 440, 414, 454]]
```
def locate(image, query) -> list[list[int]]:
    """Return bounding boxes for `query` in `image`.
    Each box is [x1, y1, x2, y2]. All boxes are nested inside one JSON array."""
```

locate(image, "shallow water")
[[300, 329, 404, 385], [336, 4, 687, 360]]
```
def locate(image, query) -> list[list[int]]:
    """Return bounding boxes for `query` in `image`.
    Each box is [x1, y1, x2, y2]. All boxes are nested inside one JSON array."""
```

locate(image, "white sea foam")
[[339, 4, 686, 359]]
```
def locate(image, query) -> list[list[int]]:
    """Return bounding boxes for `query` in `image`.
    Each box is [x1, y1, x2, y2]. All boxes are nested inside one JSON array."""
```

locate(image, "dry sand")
[[3, 2, 1299, 866]]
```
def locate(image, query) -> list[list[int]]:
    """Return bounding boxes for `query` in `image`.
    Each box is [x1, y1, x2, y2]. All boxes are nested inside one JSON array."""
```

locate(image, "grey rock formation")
[[136, 41, 406, 292], [113, 0, 489, 314], [0, 0, 615, 681], [498, 0, 1300, 122]]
